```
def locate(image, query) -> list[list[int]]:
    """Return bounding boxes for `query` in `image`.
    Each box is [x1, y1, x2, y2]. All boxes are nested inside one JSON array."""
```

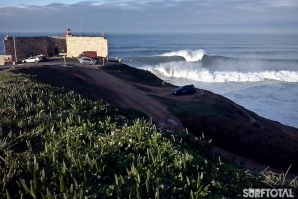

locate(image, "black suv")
[[172, 84, 197, 95]]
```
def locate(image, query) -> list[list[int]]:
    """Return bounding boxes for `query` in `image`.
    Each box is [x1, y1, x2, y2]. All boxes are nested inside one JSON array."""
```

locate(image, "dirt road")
[[75, 66, 185, 131]]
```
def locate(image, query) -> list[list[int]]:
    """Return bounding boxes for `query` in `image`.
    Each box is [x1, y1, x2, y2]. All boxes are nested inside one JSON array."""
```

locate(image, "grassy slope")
[[151, 95, 298, 171], [0, 66, 297, 198], [11, 66, 148, 120], [103, 64, 298, 173]]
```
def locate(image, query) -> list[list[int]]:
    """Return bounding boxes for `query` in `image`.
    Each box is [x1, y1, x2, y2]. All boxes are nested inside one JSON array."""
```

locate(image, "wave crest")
[[161, 49, 205, 62]]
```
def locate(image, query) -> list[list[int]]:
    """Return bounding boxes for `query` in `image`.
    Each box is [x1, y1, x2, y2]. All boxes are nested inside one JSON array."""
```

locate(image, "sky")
[[0, 0, 298, 34]]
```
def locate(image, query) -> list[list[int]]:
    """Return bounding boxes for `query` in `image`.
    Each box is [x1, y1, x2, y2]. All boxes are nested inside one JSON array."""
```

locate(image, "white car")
[[22, 56, 42, 63], [78, 56, 90, 61], [79, 57, 97, 65]]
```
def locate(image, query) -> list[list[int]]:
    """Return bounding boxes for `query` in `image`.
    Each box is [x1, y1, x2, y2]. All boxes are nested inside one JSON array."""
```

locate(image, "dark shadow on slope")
[[151, 94, 298, 173]]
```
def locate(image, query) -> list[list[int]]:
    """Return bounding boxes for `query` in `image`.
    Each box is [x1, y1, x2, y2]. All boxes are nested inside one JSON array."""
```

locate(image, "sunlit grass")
[[0, 72, 297, 198]]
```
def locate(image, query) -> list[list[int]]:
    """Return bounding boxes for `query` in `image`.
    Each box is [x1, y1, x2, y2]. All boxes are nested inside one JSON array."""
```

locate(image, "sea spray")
[[161, 49, 205, 62]]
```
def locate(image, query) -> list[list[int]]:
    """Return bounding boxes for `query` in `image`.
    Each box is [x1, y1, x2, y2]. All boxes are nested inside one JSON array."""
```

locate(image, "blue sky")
[[0, 0, 298, 34]]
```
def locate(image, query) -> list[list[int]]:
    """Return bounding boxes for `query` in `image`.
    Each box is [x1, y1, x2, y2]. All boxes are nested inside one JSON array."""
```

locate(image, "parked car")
[[78, 56, 91, 61], [79, 57, 97, 65], [22, 56, 42, 63], [36, 54, 48, 61], [172, 84, 197, 95], [78, 51, 97, 60]]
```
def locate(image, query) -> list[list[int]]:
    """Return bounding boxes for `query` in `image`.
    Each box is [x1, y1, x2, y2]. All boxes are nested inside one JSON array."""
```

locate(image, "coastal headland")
[[5, 57, 298, 176]]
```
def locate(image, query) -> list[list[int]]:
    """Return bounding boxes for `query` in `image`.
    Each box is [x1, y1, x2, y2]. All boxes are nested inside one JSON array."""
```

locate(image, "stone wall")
[[47, 36, 67, 57], [4, 36, 66, 61], [4, 35, 108, 61], [66, 36, 108, 58], [0, 55, 4, 66]]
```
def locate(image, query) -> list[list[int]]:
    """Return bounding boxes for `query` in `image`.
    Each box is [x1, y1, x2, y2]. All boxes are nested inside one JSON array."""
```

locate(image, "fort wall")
[[47, 36, 67, 56], [4, 36, 66, 61], [3, 35, 108, 61], [66, 36, 108, 58], [0, 55, 4, 66]]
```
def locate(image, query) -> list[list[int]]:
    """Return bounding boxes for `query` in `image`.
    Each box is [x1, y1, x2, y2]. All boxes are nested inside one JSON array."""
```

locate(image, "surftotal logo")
[[243, 188, 294, 198]]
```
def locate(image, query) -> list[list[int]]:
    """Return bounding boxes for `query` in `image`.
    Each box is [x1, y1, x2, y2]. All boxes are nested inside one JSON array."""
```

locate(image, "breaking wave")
[[161, 49, 205, 62], [121, 50, 298, 69], [145, 65, 298, 83]]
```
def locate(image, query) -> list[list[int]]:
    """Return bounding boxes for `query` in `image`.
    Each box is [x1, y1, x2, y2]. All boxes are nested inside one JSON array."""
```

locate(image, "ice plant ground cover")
[[0, 71, 297, 198]]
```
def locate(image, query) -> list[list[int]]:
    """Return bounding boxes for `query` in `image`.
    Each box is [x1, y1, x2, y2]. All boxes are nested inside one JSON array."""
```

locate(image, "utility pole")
[[13, 35, 17, 63], [3, 27, 8, 55]]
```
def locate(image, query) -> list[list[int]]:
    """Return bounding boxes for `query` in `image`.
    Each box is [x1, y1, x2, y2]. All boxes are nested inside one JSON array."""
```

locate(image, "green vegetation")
[[11, 66, 112, 101], [150, 95, 220, 117], [151, 94, 298, 173], [11, 66, 147, 120], [0, 70, 297, 198]]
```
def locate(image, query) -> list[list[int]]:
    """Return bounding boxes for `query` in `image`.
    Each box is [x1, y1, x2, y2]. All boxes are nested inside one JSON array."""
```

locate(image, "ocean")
[[1, 32, 298, 128]]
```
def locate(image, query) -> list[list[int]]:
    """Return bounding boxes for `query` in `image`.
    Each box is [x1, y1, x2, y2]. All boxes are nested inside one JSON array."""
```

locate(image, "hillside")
[[101, 64, 298, 173], [11, 63, 298, 173], [0, 63, 297, 198]]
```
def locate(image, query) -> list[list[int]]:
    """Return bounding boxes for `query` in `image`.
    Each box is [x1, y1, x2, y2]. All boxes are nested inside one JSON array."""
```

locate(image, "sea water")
[[1, 33, 298, 128], [107, 33, 298, 128]]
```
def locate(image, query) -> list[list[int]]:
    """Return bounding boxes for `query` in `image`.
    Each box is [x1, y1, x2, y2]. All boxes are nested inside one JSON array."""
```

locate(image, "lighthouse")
[[65, 27, 72, 36]]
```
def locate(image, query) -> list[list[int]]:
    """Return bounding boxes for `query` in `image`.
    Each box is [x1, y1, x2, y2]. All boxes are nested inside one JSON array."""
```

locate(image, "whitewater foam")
[[161, 49, 205, 62], [145, 63, 298, 83]]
